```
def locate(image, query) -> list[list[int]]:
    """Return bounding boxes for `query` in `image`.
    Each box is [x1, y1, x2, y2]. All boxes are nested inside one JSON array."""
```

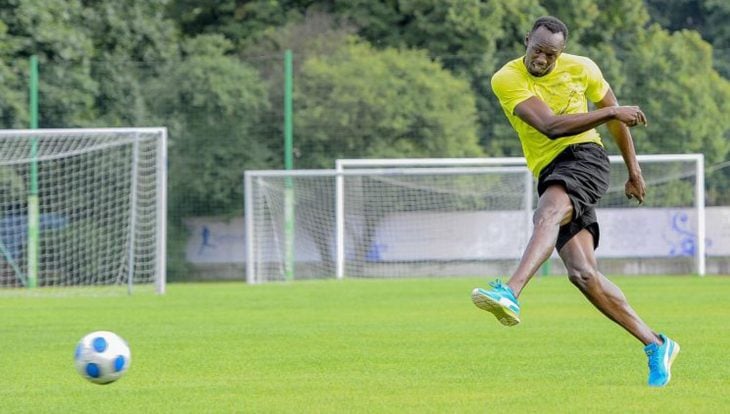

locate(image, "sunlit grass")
[[1, 276, 728, 413]]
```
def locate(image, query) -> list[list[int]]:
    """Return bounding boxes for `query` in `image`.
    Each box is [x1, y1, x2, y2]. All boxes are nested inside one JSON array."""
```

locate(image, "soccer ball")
[[74, 331, 131, 384]]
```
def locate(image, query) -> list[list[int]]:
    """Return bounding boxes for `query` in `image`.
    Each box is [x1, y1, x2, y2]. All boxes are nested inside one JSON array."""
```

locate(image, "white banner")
[[185, 207, 730, 263]]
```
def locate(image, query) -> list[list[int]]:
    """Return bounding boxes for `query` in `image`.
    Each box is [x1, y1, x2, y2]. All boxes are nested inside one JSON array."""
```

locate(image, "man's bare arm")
[[513, 94, 647, 139], [595, 88, 646, 203]]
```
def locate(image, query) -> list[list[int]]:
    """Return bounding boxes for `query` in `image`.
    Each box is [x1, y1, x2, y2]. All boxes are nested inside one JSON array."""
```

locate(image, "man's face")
[[524, 26, 565, 77]]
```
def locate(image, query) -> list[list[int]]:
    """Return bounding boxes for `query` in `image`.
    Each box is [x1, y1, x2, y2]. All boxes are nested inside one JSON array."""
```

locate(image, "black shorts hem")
[[556, 221, 600, 252], [537, 143, 609, 251]]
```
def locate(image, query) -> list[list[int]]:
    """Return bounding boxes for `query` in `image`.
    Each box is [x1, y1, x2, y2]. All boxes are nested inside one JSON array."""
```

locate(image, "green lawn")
[[1, 276, 729, 413]]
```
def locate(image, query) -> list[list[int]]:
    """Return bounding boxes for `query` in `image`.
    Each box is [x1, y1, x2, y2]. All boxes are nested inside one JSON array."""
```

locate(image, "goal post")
[[0, 128, 167, 294]]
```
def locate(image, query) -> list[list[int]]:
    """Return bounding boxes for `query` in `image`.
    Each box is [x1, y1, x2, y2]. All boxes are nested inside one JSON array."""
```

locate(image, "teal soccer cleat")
[[471, 280, 521, 326], [644, 334, 680, 387]]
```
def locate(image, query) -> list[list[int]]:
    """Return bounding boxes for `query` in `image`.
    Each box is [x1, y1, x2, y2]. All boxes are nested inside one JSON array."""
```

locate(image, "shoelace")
[[489, 280, 514, 299], [488, 279, 505, 290]]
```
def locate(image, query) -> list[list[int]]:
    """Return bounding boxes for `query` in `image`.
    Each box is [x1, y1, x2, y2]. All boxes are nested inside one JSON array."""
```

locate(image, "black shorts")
[[537, 142, 610, 251]]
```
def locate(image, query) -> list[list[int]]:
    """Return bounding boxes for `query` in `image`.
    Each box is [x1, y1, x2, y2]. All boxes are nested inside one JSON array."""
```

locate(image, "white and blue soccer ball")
[[74, 331, 131, 384]]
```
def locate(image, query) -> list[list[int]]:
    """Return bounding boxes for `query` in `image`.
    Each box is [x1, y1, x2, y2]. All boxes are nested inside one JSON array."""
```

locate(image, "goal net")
[[338, 155, 706, 277], [246, 154, 704, 283], [0, 128, 167, 294], [245, 166, 533, 283]]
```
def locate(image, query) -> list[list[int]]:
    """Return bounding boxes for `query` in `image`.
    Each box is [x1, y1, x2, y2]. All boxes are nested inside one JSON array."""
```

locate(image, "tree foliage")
[[618, 27, 730, 162], [0, 0, 96, 127], [0, 0, 728, 216], [146, 35, 272, 216], [0, 20, 27, 128], [295, 38, 483, 168], [80, 0, 179, 126]]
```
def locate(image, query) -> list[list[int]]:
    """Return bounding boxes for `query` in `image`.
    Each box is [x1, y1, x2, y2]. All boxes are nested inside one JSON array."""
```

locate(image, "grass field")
[[1, 275, 729, 413]]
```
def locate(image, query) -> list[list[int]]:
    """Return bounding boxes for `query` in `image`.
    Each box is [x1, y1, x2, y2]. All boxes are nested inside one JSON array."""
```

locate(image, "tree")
[[645, 0, 730, 78], [615, 26, 730, 205], [79, 0, 180, 126], [166, 0, 321, 50], [701, 0, 730, 76], [0, 20, 27, 128], [0, 0, 183, 128], [617, 27, 730, 160], [295, 37, 483, 167], [0, 0, 96, 128], [332, 0, 544, 156], [144, 35, 273, 217]]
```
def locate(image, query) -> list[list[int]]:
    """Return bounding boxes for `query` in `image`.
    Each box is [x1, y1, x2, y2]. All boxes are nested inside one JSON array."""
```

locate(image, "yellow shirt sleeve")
[[583, 57, 610, 103], [491, 67, 534, 115]]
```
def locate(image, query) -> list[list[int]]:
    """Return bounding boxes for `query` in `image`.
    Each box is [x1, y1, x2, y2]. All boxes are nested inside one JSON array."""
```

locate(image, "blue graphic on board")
[[366, 243, 385, 262], [198, 226, 216, 255], [0, 212, 67, 260], [667, 212, 695, 256], [664, 211, 712, 257]]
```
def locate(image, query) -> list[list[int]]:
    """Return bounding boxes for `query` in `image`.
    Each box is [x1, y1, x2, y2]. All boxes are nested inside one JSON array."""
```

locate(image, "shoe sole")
[[471, 288, 520, 326], [650, 340, 681, 387], [665, 341, 681, 385]]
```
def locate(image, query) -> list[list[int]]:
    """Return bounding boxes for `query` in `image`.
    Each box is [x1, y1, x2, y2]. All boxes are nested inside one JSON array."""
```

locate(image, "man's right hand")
[[613, 106, 648, 127]]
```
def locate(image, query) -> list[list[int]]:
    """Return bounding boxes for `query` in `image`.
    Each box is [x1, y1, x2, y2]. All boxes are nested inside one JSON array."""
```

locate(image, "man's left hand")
[[625, 175, 646, 204]]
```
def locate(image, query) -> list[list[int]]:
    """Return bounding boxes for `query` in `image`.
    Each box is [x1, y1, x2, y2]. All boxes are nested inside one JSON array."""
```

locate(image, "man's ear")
[[524, 33, 529, 47]]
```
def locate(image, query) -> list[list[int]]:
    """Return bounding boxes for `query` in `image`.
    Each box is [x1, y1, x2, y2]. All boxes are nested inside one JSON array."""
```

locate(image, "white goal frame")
[[337, 155, 706, 276], [0, 128, 167, 293], [245, 166, 533, 284]]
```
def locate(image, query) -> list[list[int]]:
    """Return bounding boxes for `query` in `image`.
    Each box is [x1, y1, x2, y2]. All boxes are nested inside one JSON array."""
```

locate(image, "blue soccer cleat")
[[644, 333, 680, 387], [471, 280, 521, 326]]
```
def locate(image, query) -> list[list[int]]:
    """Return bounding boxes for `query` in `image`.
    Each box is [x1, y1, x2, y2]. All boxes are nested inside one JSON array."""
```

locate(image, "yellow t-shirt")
[[491, 53, 610, 176]]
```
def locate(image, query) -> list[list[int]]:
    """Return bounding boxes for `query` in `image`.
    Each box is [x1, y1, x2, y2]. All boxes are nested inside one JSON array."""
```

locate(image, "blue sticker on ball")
[[114, 355, 126, 372], [93, 337, 108, 353], [74, 344, 81, 360], [86, 362, 100, 378]]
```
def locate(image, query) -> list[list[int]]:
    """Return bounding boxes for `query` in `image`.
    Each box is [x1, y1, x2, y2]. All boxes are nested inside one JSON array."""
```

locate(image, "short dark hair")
[[530, 16, 568, 43]]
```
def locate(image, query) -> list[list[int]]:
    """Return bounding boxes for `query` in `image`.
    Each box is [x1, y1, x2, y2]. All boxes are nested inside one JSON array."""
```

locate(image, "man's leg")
[[559, 229, 680, 386], [558, 229, 660, 345], [506, 185, 573, 297], [471, 184, 571, 325]]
